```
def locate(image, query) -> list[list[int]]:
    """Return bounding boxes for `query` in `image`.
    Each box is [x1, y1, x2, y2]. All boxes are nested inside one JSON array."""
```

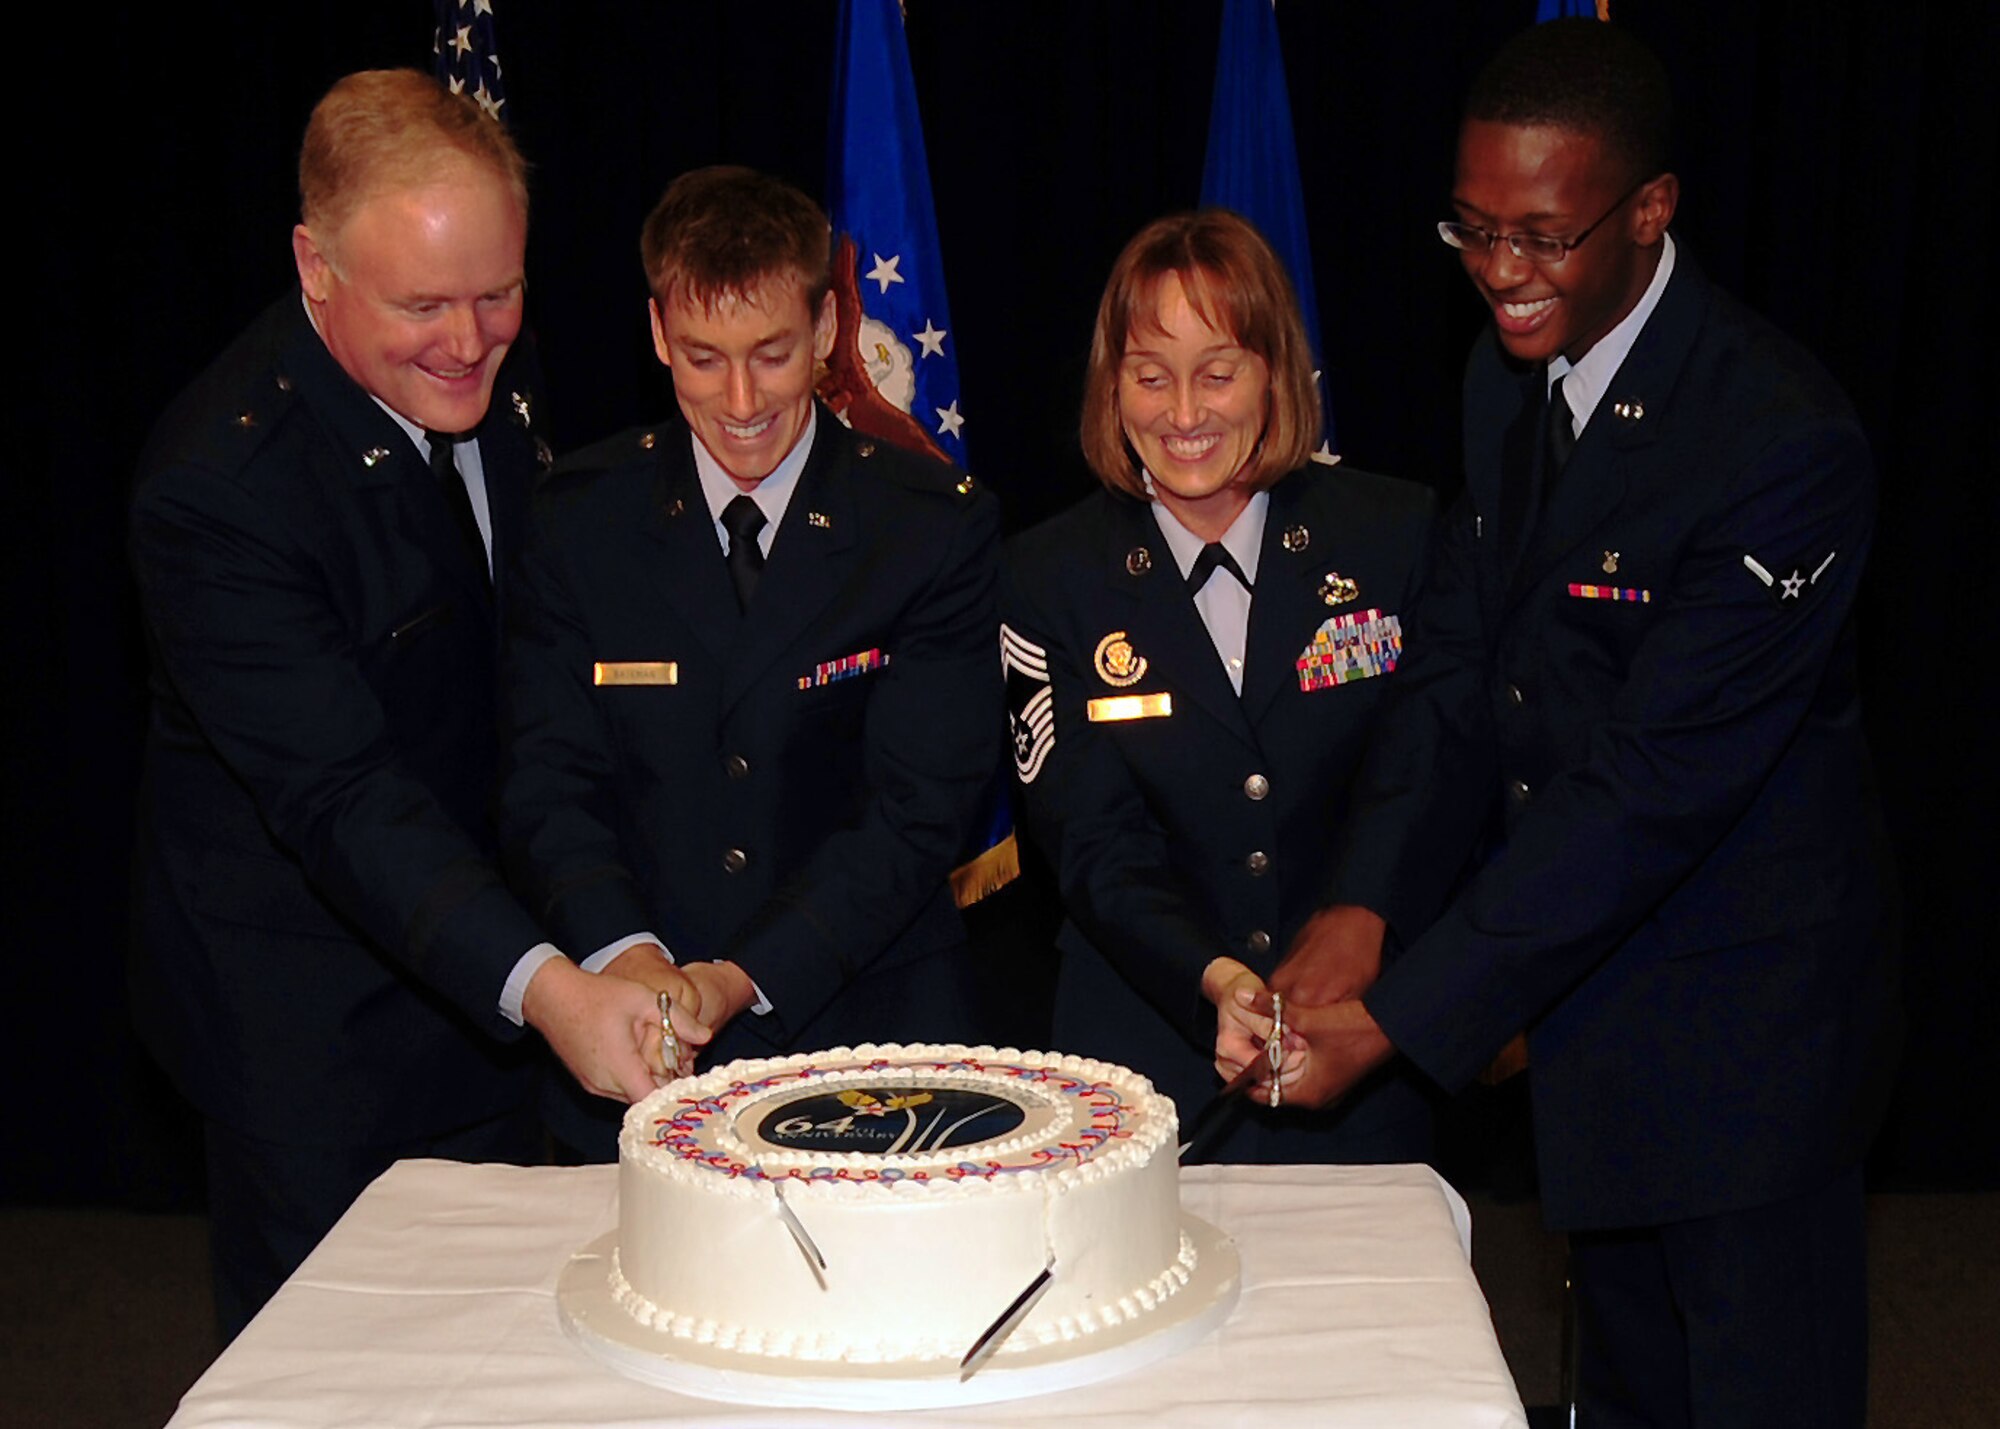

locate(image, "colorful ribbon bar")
[[797, 648, 891, 691], [1297, 608, 1403, 691]]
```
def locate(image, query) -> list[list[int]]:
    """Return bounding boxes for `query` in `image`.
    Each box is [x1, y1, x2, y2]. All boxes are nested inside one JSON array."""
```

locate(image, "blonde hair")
[[299, 70, 528, 254], [1081, 210, 1320, 498]]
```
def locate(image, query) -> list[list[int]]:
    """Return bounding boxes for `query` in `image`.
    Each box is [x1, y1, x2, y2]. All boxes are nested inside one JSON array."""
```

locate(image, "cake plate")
[[556, 1212, 1240, 1410]]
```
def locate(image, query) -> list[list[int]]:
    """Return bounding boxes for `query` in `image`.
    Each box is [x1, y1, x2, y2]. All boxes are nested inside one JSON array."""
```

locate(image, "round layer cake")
[[612, 1043, 1191, 1365]]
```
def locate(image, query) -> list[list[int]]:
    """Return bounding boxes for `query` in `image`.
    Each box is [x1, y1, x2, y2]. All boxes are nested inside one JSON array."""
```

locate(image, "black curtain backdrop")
[[12, 1, 1992, 1205]]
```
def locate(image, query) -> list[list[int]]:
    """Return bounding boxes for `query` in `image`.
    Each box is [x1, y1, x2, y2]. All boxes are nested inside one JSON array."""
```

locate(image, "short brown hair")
[[299, 70, 528, 251], [1081, 210, 1320, 498], [641, 166, 833, 316]]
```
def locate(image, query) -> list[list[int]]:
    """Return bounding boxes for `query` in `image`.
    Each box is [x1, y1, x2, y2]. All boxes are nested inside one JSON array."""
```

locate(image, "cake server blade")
[[771, 1180, 828, 1274], [959, 1257, 1056, 1380]]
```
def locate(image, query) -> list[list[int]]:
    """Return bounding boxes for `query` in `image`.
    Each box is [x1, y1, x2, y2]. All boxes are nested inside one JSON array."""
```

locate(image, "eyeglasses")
[[1437, 175, 1652, 265]]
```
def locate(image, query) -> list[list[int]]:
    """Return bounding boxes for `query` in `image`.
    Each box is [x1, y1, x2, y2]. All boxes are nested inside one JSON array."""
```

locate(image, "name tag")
[[594, 661, 678, 686], [1087, 693, 1173, 723]]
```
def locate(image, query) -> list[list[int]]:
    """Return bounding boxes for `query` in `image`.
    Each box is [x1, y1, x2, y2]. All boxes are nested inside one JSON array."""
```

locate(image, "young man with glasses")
[[1228, 20, 1895, 1426]]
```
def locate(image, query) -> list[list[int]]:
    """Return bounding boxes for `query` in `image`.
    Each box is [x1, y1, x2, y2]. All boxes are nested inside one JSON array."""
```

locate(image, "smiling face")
[[293, 158, 526, 433], [1116, 271, 1272, 541], [1451, 119, 1675, 366], [651, 272, 836, 489]]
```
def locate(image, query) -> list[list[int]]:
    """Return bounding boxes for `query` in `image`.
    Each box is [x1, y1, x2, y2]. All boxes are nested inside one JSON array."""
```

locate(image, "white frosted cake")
[[610, 1043, 1193, 1366]]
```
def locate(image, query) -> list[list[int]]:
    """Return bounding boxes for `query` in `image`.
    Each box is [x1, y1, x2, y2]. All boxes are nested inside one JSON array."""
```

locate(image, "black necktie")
[[721, 495, 767, 611], [426, 430, 488, 580], [1497, 375, 1541, 569], [1545, 374, 1576, 477], [1187, 542, 1252, 595]]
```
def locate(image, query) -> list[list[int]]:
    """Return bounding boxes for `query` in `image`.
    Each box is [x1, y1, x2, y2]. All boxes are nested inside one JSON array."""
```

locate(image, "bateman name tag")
[[594, 661, 678, 686], [1087, 693, 1173, 723]]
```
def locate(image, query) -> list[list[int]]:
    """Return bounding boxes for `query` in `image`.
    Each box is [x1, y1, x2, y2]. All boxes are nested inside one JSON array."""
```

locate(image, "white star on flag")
[[935, 400, 965, 439], [473, 82, 504, 118], [865, 253, 905, 294], [913, 320, 947, 358], [472, 0, 494, 15], [452, 26, 475, 59], [446, 75, 466, 94]]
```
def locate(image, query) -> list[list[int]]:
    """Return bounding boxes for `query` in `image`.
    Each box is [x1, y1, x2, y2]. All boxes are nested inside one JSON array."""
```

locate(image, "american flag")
[[433, 0, 506, 121]]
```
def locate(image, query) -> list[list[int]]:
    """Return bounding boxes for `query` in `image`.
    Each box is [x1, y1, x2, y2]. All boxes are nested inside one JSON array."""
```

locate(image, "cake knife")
[[656, 990, 682, 1079], [959, 1254, 1056, 1380], [1177, 1058, 1261, 1161], [1179, 991, 1287, 1159], [1267, 991, 1286, 1111], [770, 1177, 829, 1277]]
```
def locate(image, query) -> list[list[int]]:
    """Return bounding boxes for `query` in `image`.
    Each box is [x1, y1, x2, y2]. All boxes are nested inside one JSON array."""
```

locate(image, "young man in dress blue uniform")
[[130, 71, 673, 1338], [500, 167, 1001, 1160], [1227, 22, 1898, 1425]]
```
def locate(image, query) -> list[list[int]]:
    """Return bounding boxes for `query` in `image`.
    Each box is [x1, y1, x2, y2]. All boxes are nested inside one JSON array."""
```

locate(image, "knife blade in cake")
[[1177, 1056, 1262, 1161], [770, 1178, 828, 1276], [959, 1256, 1056, 1380]]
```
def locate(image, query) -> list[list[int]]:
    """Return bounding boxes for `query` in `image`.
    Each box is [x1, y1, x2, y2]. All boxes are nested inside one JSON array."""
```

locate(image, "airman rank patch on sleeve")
[[1001, 623, 1054, 783], [1297, 609, 1402, 691], [1743, 549, 1837, 605]]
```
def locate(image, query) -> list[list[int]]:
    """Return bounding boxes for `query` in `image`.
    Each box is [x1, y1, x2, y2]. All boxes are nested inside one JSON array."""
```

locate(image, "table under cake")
[[167, 1159, 1528, 1428]]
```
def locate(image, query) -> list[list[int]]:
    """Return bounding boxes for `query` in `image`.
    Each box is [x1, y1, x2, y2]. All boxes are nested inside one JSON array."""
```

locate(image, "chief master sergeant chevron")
[[129, 70, 679, 1340], [499, 166, 1002, 1160]]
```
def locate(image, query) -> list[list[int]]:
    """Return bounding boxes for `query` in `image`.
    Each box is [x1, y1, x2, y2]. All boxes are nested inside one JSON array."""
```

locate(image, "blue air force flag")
[[1537, 1, 1607, 20], [1199, 0, 1336, 461], [821, 0, 967, 469]]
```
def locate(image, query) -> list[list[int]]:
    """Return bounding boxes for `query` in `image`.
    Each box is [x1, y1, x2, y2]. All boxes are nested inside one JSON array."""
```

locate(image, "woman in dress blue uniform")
[[1001, 212, 1437, 1163]]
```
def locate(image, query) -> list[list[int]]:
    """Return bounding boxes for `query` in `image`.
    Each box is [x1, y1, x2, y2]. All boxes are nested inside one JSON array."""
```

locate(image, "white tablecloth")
[[169, 1160, 1527, 1428]]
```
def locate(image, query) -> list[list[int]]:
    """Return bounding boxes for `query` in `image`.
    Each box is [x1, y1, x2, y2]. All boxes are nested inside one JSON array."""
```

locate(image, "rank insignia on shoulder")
[[1296, 610, 1402, 691], [594, 661, 678, 686], [799, 647, 890, 690], [1568, 583, 1650, 602], [1001, 623, 1055, 783], [1743, 549, 1836, 604], [1087, 692, 1173, 723], [1318, 571, 1360, 607], [1093, 631, 1147, 687]]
